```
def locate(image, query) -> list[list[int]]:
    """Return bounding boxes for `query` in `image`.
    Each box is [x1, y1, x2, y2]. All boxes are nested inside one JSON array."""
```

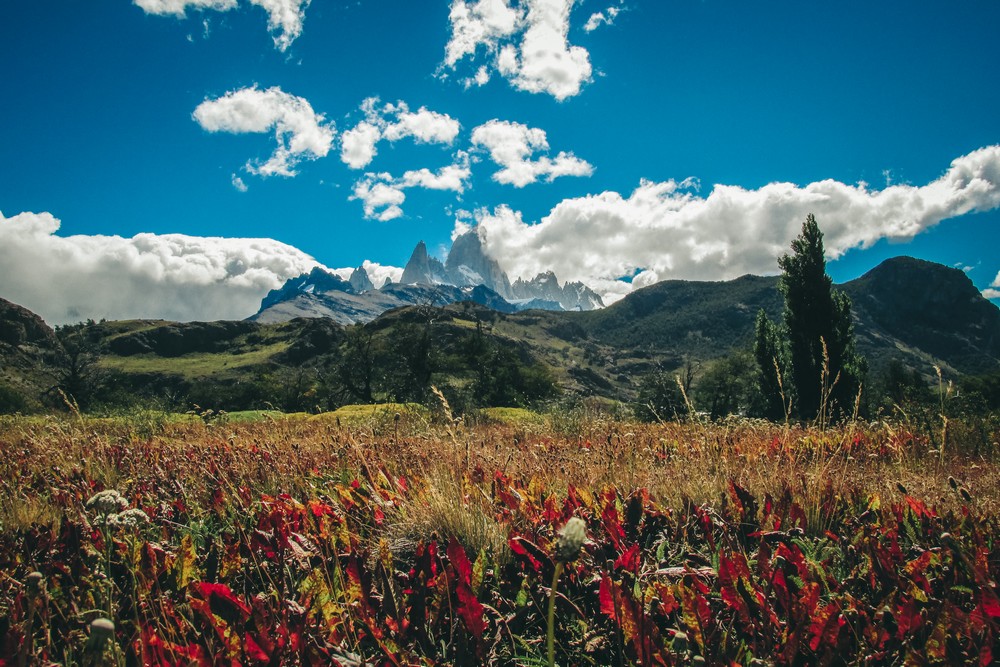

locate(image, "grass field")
[[1, 409, 998, 665]]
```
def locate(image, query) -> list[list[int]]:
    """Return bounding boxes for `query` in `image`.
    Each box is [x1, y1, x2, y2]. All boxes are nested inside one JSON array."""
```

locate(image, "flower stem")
[[546, 561, 564, 667]]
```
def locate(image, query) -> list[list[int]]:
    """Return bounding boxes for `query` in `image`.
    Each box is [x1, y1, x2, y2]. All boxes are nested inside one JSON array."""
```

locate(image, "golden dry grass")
[[1, 411, 997, 534]]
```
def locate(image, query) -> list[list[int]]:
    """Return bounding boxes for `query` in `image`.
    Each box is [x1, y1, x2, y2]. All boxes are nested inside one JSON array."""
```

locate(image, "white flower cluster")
[[106, 508, 150, 530], [86, 490, 149, 530], [85, 490, 129, 516]]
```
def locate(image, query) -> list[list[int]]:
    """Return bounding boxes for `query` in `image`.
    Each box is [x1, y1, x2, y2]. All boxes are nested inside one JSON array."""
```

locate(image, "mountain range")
[[1, 255, 998, 412], [252, 231, 604, 324]]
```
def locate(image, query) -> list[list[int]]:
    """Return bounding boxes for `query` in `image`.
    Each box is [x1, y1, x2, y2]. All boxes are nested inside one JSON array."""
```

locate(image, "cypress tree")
[[777, 215, 865, 420], [753, 309, 788, 421]]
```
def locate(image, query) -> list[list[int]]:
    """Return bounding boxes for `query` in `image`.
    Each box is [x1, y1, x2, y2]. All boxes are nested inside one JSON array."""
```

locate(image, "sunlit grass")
[[98, 342, 290, 378]]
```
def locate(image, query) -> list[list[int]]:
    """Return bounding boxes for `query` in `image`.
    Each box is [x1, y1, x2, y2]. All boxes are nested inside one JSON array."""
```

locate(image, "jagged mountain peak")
[[445, 230, 514, 299], [259, 267, 354, 311], [512, 271, 604, 311], [401, 240, 449, 286], [255, 233, 605, 324], [349, 265, 374, 293]]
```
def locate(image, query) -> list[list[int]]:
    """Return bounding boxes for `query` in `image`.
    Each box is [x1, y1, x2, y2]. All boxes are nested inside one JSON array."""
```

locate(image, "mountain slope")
[[571, 256, 1000, 377], [842, 257, 1000, 375], [2, 256, 998, 412], [0, 297, 60, 411], [573, 274, 783, 358]]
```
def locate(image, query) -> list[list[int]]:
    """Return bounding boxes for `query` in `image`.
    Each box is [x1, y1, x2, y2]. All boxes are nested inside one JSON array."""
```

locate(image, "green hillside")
[[2, 256, 999, 415]]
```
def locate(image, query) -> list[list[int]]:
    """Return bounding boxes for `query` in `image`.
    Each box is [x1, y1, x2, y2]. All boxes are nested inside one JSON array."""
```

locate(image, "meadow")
[[1, 405, 998, 665]]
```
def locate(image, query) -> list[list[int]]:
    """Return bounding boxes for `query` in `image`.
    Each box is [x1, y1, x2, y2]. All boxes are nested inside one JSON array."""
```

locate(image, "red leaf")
[[718, 552, 753, 624], [615, 544, 641, 574], [448, 538, 486, 641], [244, 634, 270, 663], [599, 575, 617, 620], [808, 603, 844, 652], [509, 536, 547, 573], [601, 491, 625, 550], [193, 582, 251, 620], [455, 582, 486, 640], [448, 538, 474, 586], [895, 595, 923, 637], [904, 495, 937, 519], [977, 589, 1000, 619]]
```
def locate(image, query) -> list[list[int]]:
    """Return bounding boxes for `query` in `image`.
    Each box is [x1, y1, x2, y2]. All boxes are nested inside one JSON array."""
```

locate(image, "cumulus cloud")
[[351, 174, 408, 222], [985, 272, 1000, 300], [330, 260, 403, 288], [339, 99, 460, 170], [383, 103, 462, 145], [467, 145, 1000, 304], [444, 0, 522, 67], [583, 4, 622, 32], [0, 210, 321, 324], [193, 86, 334, 177], [442, 0, 593, 100], [231, 174, 249, 192], [351, 154, 472, 221], [471, 119, 592, 186], [340, 121, 382, 169], [134, 0, 310, 51]]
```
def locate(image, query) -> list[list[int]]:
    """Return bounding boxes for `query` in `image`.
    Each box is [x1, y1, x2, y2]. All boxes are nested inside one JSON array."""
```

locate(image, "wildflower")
[[86, 490, 128, 516], [106, 508, 150, 530], [547, 516, 588, 667], [90, 618, 115, 638], [26, 571, 44, 594], [86, 618, 116, 652], [554, 516, 587, 563]]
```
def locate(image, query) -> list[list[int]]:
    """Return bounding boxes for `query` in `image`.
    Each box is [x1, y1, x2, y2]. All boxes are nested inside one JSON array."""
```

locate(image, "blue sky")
[[2, 0, 1000, 323]]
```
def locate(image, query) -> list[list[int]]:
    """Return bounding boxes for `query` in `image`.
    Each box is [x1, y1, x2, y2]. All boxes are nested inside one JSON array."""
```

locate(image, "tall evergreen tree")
[[753, 310, 788, 421], [777, 215, 865, 420]]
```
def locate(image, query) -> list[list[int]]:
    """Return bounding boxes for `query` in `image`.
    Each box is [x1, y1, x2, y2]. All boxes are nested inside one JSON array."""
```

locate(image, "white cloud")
[[466, 65, 492, 88], [471, 119, 592, 186], [986, 271, 1000, 301], [442, 0, 594, 100], [134, 0, 310, 51], [339, 100, 461, 170], [631, 269, 659, 290], [468, 145, 1000, 304], [444, 0, 523, 67], [402, 154, 472, 191], [0, 210, 321, 324], [514, 0, 592, 99], [352, 174, 407, 222], [382, 104, 461, 145], [331, 260, 404, 288], [134, 0, 237, 16], [231, 174, 249, 192], [351, 155, 472, 221], [193, 85, 334, 177], [583, 5, 621, 32], [340, 121, 382, 169]]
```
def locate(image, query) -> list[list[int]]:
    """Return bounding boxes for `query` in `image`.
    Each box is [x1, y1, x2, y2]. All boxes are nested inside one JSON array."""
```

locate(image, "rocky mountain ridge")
[[255, 230, 603, 323]]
